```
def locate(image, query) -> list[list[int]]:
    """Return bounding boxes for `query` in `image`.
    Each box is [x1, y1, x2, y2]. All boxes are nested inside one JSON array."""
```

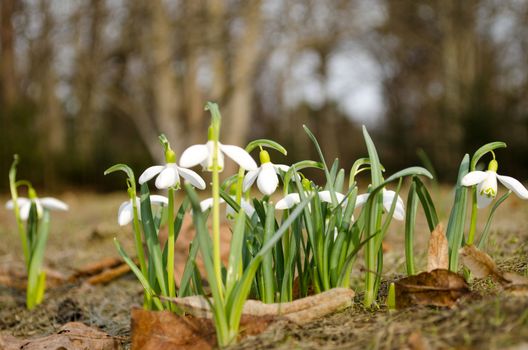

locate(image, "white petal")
[[200, 141, 223, 171], [138, 165, 164, 184], [200, 197, 225, 212], [497, 174, 528, 199], [257, 163, 279, 195], [155, 165, 179, 189], [461, 171, 488, 187], [383, 190, 405, 221], [243, 169, 260, 192], [19, 202, 31, 221], [200, 198, 214, 212], [476, 192, 494, 209], [118, 201, 134, 226], [354, 193, 370, 208], [219, 143, 258, 171], [476, 171, 497, 209], [318, 191, 346, 205], [40, 197, 69, 211], [179, 144, 209, 168], [240, 199, 256, 217], [275, 193, 300, 210], [177, 166, 206, 190], [5, 197, 30, 210], [274, 164, 290, 173], [149, 195, 169, 206]]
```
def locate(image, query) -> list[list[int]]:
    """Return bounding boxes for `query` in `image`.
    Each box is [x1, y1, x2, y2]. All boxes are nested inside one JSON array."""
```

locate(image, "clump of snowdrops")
[[106, 102, 528, 345]]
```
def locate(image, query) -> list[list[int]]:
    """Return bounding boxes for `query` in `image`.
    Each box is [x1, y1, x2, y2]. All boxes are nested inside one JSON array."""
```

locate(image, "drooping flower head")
[[139, 134, 206, 190], [117, 195, 168, 226], [355, 189, 405, 221], [462, 159, 528, 208], [6, 187, 68, 221], [179, 127, 257, 172], [243, 149, 289, 196]]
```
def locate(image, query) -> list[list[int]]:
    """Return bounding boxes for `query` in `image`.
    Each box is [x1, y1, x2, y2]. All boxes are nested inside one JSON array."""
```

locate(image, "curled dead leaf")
[[395, 269, 470, 308], [427, 223, 449, 271], [162, 287, 354, 325], [459, 245, 528, 287]]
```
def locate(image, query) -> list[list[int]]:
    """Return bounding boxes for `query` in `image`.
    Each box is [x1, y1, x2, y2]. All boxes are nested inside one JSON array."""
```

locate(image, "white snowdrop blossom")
[[461, 159, 528, 208], [200, 197, 256, 218], [243, 150, 289, 195], [275, 190, 347, 210], [180, 140, 257, 172], [355, 189, 405, 221], [6, 195, 68, 221], [117, 195, 168, 226], [139, 163, 205, 190]]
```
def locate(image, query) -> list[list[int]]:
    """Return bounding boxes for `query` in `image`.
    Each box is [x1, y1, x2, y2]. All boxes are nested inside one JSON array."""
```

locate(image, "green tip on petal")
[[259, 150, 271, 164], [488, 159, 498, 172]]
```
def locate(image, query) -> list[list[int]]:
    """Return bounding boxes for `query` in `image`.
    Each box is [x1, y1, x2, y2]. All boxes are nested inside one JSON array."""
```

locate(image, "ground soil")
[[1, 189, 528, 349]]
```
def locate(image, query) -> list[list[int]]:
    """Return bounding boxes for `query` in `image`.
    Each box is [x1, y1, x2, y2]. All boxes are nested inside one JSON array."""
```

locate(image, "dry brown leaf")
[[460, 245, 528, 289], [163, 287, 354, 325], [0, 264, 66, 289], [427, 223, 449, 271], [0, 322, 122, 350], [395, 269, 470, 308], [70, 257, 123, 280], [131, 309, 216, 350], [86, 263, 131, 285]]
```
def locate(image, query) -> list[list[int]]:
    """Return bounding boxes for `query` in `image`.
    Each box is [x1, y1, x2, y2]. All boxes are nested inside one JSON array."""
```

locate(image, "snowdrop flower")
[[355, 189, 405, 221], [138, 138, 206, 190], [179, 129, 257, 172], [6, 189, 68, 221], [243, 150, 289, 195], [200, 197, 256, 218], [117, 195, 168, 226], [461, 159, 528, 208], [275, 190, 347, 210]]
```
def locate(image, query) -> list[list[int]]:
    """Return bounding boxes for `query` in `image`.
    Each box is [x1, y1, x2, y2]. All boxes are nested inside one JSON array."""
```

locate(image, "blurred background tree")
[[1, 0, 527, 191]]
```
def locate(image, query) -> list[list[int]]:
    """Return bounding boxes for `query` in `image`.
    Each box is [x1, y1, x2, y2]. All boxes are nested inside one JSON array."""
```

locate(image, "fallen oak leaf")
[[427, 223, 449, 272], [460, 245, 528, 286], [395, 269, 470, 308]]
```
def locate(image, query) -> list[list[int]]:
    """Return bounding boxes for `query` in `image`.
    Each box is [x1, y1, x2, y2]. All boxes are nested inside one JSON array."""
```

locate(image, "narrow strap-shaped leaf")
[[114, 238, 163, 310], [405, 180, 419, 275], [140, 183, 168, 296], [26, 211, 50, 309], [413, 176, 439, 231]]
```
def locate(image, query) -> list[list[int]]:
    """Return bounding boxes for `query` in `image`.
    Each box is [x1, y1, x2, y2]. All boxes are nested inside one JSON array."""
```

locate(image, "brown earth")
[[0, 189, 527, 349]]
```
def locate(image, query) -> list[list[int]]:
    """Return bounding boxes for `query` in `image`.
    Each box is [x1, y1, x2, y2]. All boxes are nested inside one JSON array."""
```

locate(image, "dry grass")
[[0, 188, 528, 349]]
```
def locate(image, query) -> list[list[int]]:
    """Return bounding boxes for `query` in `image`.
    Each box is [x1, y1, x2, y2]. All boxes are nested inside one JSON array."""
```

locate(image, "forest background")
[[1, 0, 527, 191]]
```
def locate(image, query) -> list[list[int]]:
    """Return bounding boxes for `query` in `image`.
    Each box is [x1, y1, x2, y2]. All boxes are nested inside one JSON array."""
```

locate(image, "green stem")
[[467, 188, 478, 245], [9, 179, 29, 267], [167, 187, 176, 310], [212, 118, 224, 302], [131, 193, 151, 309]]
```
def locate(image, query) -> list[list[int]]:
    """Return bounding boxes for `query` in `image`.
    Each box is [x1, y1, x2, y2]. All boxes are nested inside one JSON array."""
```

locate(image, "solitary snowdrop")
[[179, 128, 257, 172], [461, 159, 528, 208], [138, 136, 206, 190], [117, 195, 168, 226], [6, 188, 68, 221], [243, 150, 289, 195], [355, 189, 405, 221]]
